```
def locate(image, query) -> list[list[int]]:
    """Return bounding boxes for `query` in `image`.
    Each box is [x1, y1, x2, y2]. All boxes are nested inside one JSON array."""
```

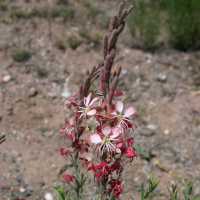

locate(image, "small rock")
[[19, 187, 26, 193], [131, 93, 139, 102], [146, 54, 152, 64], [28, 87, 38, 97], [24, 186, 33, 197], [138, 125, 157, 137], [44, 119, 48, 124], [61, 90, 71, 98], [51, 164, 56, 169], [164, 129, 170, 135], [123, 48, 131, 55], [19, 186, 33, 197], [44, 192, 54, 200], [156, 73, 167, 83], [121, 69, 128, 75], [134, 177, 140, 182], [147, 124, 158, 131], [3, 75, 11, 83]]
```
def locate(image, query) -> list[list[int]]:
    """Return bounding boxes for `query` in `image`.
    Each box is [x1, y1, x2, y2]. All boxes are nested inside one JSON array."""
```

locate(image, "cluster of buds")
[[59, 2, 136, 199]]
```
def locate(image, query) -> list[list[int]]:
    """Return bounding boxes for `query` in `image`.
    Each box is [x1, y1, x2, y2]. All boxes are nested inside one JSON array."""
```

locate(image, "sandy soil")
[[0, 1, 200, 199]]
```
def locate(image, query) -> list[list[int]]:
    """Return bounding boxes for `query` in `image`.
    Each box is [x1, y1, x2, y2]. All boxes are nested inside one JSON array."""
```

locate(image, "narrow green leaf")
[[183, 182, 193, 200], [54, 186, 66, 200]]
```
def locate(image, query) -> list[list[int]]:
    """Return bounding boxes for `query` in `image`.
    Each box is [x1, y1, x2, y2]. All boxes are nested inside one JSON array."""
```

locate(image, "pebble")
[[138, 125, 157, 137], [131, 93, 139, 102], [134, 177, 140, 182], [123, 48, 131, 55], [61, 90, 71, 98], [121, 69, 128, 75], [156, 73, 167, 83], [3, 75, 11, 83], [19, 187, 26, 193], [28, 87, 38, 97], [44, 192, 54, 200], [144, 124, 158, 136], [24, 187, 33, 197], [18, 186, 33, 197], [164, 129, 170, 135], [147, 124, 158, 131], [146, 54, 152, 64]]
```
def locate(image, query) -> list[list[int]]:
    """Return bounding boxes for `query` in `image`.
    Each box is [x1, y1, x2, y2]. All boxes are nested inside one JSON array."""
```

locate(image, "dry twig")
[[0, 134, 6, 145]]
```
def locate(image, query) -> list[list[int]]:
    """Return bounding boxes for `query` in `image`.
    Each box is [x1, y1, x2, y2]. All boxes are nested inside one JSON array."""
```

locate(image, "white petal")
[[111, 111, 117, 116], [116, 101, 124, 113], [124, 107, 136, 117], [90, 134, 102, 144], [111, 127, 121, 139], [102, 126, 111, 136], [87, 109, 96, 116], [85, 93, 92, 106], [83, 97, 87, 106], [89, 97, 99, 106]]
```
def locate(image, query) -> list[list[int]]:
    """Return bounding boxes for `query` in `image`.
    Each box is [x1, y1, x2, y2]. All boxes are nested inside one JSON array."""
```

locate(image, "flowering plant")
[[59, 2, 136, 200]]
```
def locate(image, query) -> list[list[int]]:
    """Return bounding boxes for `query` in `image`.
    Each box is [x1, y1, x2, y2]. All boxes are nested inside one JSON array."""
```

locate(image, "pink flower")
[[88, 162, 111, 181], [88, 161, 108, 171], [90, 126, 121, 154], [125, 147, 136, 158], [127, 137, 134, 146], [109, 179, 123, 198], [113, 101, 136, 130], [60, 147, 71, 157], [78, 93, 98, 118], [63, 173, 75, 183]]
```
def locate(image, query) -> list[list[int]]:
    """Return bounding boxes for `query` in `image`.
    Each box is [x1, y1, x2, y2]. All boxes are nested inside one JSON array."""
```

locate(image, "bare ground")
[[0, 1, 200, 199]]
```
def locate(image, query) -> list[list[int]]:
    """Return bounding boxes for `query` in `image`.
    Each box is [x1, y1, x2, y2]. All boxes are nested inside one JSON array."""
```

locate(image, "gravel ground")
[[0, 1, 200, 199]]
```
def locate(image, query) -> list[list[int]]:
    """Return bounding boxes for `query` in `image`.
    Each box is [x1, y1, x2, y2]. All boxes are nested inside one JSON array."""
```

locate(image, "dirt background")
[[0, 0, 200, 199]]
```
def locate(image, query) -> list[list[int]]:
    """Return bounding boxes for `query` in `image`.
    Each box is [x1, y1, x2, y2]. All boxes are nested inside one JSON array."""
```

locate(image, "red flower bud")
[[60, 148, 71, 157], [125, 147, 137, 158], [63, 173, 75, 184]]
